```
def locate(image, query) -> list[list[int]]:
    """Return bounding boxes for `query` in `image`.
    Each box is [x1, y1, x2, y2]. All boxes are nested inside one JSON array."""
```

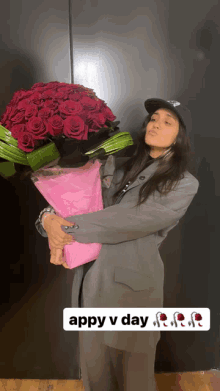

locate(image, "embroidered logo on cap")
[[167, 100, 181, 107]]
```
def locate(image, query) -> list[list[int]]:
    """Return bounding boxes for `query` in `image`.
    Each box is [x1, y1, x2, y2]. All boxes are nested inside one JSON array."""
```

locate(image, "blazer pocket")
[[114, 266, 154, 292]]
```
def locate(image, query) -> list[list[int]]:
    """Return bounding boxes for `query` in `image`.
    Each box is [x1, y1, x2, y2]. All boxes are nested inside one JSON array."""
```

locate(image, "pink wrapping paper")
[[33, 160, 103, 269]]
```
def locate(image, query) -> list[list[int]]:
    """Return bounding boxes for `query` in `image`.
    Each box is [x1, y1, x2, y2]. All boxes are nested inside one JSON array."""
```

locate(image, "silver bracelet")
[[39, 207, 56, 227], [41, 212, 53, 229]]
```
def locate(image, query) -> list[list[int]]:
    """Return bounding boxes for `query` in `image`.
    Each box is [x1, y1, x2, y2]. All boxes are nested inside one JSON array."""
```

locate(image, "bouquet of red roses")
[[1, 81, 119, 151], [0, 82, 133, 269]]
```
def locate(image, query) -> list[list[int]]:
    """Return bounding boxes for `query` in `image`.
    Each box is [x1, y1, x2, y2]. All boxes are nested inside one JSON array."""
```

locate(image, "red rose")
[[31, 86, 46, 93], [18, 91, 33, 101], [17, 100, 30, 111], [80, 89, 98, 100], [17, 131, 35, 152], [4, 120, 12, 129], [80, 85, 93, 92], [10, 111, 25, 124], [47, 115, 64, 136], [68, 92, 81, 101], [80, 96, 99, 111], [44, 100, 58, 111], [96, 101, 105, 111], [58, 86, 72, 93], [26, 117, 47, 139], [25, 105, 38, 120], [59, 101, 83, 118], [9, 91, 25, 106], [102, 106, 116, 121], [40, 86, 54, 92], [98, 99, 106, 111], [41, 89, 56, 99], [28, 92, 42, 105], [70, 84, 81, 89], [63, 116, 88, 140], [11, 124, 26, 139], [0, 106, 14, 123], [56, 82, 69, 87], [51, 81, 62, 86], [44, 82, 60, 88], [88, 112, 106, 131], [44, 100, 59, 116], [7, 107, 20, 122], [77, 109, 90, 123], [53, 91, 69, 100], [31, 82, 46, 89], [38, 108, 52, 121]]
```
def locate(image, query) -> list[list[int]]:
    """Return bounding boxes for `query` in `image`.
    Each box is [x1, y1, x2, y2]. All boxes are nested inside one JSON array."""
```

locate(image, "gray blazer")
[[35, 155, 199, 354]]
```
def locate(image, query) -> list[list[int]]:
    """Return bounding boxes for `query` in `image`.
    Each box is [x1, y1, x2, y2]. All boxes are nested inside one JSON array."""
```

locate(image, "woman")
[[35, 98, 199, 391]]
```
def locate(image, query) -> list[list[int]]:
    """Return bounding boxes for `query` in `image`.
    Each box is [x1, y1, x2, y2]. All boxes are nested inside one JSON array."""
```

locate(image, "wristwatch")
[[39, 206, 56, 227]]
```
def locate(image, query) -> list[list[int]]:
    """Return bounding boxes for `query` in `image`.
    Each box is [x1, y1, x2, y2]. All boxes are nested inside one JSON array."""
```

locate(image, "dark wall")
[[0, 0, 80, 380]]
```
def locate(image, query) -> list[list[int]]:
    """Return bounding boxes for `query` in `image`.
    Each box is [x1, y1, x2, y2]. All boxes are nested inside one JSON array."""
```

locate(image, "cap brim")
[[144, 98, 183, 125]]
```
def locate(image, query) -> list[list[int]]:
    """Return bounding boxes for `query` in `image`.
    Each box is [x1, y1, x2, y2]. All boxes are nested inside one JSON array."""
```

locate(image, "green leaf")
[[0, 125, 18, 147], [85, 132, 133, 156], [26, 141, 61, 171], [0, 141, 28, 164]]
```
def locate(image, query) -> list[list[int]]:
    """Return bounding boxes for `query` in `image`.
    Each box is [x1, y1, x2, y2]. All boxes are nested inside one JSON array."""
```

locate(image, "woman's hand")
[[44, 214, 74, 268], [50, 246, 70, 268], [44, 213, 75, 248], [50, 246, 63, 266], [62, 261, 70, 269]]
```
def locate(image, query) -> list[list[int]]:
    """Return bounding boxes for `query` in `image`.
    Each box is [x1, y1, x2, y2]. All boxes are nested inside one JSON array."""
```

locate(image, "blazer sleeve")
[[60, 176, 199, 244]]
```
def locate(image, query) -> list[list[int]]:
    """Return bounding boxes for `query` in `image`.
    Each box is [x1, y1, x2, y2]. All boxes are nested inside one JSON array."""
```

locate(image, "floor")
[[1, 371, 220, 390]]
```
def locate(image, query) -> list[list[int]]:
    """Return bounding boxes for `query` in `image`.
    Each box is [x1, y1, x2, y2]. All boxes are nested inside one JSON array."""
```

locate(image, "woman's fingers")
[[50, 247, 63, 265], [50, 249, 70, 268], [62, 261, 70, 269], [44, 214, 75, 247], [50, 253, 62, 265], [48, 232, 74, 248], [49, 237, 73, 248], [49, 245, 70, 268], [44, 215, 76, 268]]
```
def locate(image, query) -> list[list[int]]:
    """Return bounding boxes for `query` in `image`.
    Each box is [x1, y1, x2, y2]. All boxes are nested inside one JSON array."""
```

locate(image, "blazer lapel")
[[126, 159, 160, 191], [99, 155, 160, 189], [99, 155, 160, 206], [111, 157, 160, 205]]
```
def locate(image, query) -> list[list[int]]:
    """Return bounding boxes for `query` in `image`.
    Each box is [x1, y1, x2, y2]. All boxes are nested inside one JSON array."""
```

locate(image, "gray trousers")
[[78, 265, 158, 391], [79, 330, 158, 391]]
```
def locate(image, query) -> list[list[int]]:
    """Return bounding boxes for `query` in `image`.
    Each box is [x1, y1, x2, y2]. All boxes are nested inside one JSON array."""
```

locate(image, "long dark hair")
[[112, 113, 192, 209]]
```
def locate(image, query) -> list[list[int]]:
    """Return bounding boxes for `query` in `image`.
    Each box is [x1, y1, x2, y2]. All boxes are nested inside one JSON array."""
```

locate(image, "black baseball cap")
[[144, 98, 192, 135]]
